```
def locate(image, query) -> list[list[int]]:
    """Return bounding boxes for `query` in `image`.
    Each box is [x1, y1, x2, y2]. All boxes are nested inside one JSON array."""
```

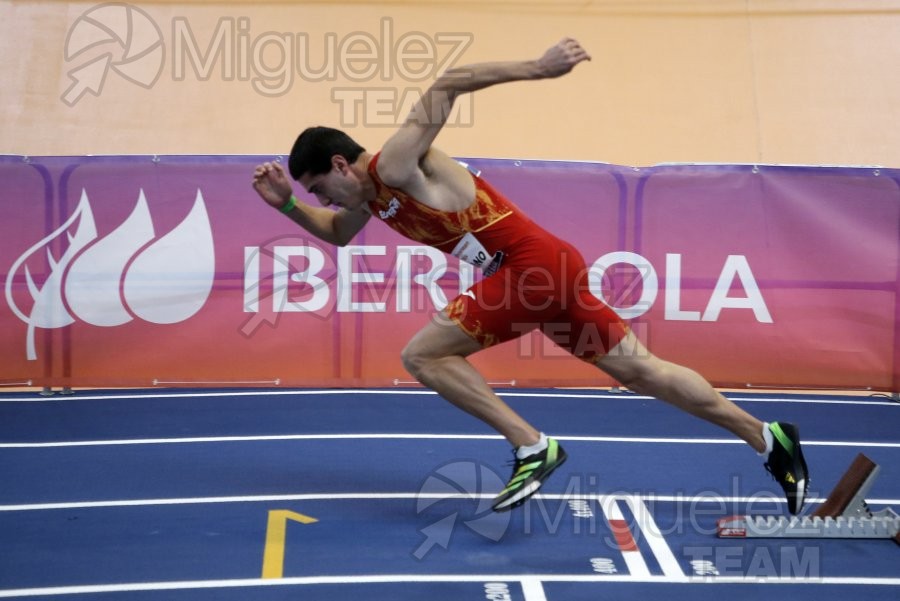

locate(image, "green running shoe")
[[764, 422, 809, 515], [492, 438, 567, 512]]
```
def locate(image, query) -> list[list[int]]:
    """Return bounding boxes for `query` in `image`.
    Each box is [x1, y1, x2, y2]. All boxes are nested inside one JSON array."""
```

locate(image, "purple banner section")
[[1, 155, 897, 391]]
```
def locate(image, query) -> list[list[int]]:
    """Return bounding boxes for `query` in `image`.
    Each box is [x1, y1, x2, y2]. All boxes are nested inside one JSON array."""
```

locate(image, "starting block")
[[717, 453, 900, 543]]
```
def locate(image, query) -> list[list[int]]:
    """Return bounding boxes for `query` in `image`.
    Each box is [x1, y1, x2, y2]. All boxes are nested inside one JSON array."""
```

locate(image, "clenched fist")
[[537, 38, 591, 79], [252, 161, 293, 209]]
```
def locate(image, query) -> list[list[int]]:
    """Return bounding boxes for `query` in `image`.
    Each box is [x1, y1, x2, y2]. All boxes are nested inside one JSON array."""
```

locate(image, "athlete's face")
[[299, 156, 365, 211]]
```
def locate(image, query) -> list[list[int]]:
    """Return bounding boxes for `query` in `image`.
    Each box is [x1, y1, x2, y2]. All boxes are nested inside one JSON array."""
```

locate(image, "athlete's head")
[[288, 126, 365, 180], [288, 126, 370, 211]]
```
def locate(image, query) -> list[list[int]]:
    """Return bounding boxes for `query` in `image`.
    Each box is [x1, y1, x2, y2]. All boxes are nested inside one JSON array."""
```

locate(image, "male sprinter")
[[252, 38, 809, 514]]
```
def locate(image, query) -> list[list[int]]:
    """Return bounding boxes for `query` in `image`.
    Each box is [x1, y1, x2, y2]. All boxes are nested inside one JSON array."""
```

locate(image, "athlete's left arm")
[[376, 38, 591, 188]]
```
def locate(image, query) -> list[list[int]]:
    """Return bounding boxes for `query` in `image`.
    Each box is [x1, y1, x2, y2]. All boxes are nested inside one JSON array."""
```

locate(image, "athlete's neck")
[[355, 152, 377, 202]]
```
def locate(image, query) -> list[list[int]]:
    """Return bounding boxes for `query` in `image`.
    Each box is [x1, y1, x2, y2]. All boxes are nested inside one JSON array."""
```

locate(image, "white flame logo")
[[5, 189, 215, 360]]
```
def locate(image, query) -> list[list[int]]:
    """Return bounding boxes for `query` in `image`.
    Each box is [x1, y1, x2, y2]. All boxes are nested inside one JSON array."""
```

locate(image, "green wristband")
[[279, 194, 297, 214]]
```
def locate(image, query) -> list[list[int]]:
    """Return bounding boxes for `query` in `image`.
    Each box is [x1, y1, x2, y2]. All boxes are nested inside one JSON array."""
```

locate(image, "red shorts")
[[444, 232, 629, 362]]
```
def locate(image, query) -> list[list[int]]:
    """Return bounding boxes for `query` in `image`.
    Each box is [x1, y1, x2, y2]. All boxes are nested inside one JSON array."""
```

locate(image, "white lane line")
[[520, 577, 548, 601], [623, 495, 685, 580], [4, 493, 897, 514], [2, 574, 897, 598], [726, 396, 897, 407], [0, 433, 502, 448], [2, 433, 898, 449], [0, 390, 445, 402], [597, 495, 650, 577], [0, 389, 895, 407]]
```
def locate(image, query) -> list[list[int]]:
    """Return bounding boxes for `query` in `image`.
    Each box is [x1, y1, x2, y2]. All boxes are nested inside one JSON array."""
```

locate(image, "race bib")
[[451, 232, 504, 275]]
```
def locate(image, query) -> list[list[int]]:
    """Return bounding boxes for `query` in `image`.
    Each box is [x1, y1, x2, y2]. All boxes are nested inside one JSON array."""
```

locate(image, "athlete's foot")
[[492, 438, 567, 512], [764, 422, 809, 515]]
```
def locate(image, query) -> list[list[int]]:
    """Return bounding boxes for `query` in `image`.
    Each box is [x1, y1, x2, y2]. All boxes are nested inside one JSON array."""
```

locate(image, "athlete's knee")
[[601, 354, 670, 395], [400, 339, 446, 380], [400, 342, 428, 379]]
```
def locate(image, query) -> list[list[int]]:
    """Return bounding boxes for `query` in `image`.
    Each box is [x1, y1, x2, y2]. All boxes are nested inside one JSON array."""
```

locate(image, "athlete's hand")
[[537, 38, 591, 78], [252, 161, 294, 209]]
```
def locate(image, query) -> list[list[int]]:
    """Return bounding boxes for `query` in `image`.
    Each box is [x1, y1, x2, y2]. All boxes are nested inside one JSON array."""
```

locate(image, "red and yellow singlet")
[[367, 153, 628, 361]]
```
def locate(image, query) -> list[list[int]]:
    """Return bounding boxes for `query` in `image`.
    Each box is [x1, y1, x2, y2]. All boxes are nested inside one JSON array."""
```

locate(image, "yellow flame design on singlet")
[[366, 153, 515, 253]]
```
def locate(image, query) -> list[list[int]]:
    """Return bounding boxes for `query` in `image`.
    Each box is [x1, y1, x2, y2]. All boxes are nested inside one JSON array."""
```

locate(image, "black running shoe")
[[764, 422, 809, 515], [492, 438, 567, 512]]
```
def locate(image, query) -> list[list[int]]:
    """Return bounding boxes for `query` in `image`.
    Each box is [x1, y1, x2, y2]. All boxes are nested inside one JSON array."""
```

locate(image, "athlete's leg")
[[560, 244, 805, 510], [590, 330, 808, 513], [594, 331, 767, 452], [401, 314, 540, 448], [403, 314, 569, 512]]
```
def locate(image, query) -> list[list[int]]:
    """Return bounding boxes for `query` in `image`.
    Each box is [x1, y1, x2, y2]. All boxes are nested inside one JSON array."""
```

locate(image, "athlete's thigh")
[[405, 312, 485, 360], [549, 245, 631, 363], [443, 267, 558, 350], [553, 298, 630, 362]]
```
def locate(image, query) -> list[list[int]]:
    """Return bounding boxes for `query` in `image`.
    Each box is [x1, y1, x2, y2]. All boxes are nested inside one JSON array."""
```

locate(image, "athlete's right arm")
[[252, 161, 370, 247], [377, 38, 591, 187]]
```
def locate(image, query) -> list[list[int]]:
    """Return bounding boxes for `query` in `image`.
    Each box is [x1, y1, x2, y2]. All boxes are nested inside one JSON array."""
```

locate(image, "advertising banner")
[[2, 156, 897, 391]]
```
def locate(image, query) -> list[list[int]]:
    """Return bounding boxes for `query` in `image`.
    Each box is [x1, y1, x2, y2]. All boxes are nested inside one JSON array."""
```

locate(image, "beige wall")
[[2, 0, 899, 166]]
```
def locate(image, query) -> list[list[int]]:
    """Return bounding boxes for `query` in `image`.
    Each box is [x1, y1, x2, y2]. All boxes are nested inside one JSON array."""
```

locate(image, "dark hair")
[[288, 126, 365, 180]]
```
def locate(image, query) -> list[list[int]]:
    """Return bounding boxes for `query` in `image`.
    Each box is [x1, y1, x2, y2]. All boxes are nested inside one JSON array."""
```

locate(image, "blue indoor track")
[[0, 388, 898, 600]]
